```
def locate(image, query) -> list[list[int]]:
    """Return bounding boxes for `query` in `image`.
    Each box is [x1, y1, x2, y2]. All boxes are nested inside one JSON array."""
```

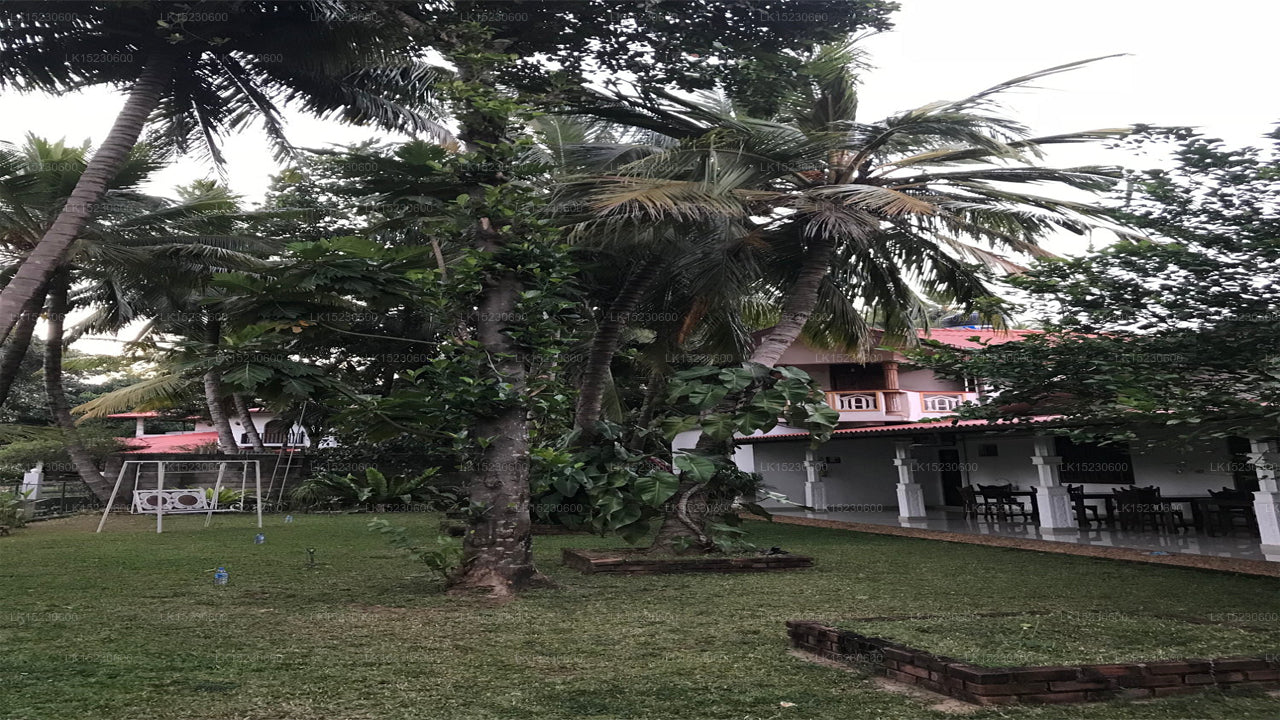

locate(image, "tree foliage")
[[922, 126, 1280, 441]]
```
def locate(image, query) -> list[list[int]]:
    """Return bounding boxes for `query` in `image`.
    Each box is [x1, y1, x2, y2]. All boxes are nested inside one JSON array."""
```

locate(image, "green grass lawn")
[[3, 513, 1279, 720], [851, 612, 1280, 668]]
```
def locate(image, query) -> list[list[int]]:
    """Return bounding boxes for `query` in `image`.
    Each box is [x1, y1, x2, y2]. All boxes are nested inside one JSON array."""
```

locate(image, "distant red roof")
[[107, 411, 203, 420], [120, 432, 221, 453], [739, 415, 1064, 443], [914, 327, 1037, 350]]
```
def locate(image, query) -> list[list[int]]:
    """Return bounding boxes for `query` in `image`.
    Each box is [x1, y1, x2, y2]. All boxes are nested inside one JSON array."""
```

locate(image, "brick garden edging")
[[563, 548, 813, 575], [787, 620, 1280, 705]]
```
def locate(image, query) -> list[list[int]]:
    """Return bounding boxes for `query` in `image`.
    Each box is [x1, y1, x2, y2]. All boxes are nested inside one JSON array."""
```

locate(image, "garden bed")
[[788, 618, 1280, 706], [562, 547, 813, 574]]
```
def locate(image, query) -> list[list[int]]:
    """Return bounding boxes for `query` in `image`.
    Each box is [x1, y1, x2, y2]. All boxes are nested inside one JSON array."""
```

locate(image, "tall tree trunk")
[[447, 56, 552, 598], [0, 54, 174, 346], [572, 258, 661, 437], [233, 394, 267, 452], [42, 274, 112, 501], [649, 237, 837, 553], [203, 372, 238, 453], [0, 283, 48, 409], [202, 317, 238, 453], [749, 236, 837, 367], [450, 261, 550, 597]]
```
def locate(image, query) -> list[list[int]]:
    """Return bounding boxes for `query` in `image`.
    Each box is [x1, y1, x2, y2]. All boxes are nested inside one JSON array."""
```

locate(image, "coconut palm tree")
[[0, 1, 448, 353], [560, 50, 1136, 553], [0, 136, 281, 493], [568, 50, 1132, 379]]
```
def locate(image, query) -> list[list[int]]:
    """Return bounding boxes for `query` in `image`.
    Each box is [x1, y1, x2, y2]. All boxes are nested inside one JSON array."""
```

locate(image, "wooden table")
[[975, 489, 1039, 520], [1077, 492, 1224, 531]]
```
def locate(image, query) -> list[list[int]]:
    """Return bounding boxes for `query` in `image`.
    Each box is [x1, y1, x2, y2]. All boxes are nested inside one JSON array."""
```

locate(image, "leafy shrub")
[[367, 518, 461, 580], [0, 490, 31, 528], [308, 435, 460, 485], [0, 430, 125, 475], [290, 467, 459, 511], [204, 487, 246, 508]]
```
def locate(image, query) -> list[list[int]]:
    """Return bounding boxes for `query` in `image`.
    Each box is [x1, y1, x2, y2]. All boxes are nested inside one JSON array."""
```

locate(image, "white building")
[[109, 409, 311, 453], [676, 329, 1280, 562]]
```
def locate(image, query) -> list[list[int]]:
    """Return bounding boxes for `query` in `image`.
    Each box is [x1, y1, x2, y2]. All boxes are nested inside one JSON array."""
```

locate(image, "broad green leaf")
[[635, 471, 679, 507], [699, 413, 738, 441], [657, 416, 700, 440], [686, 383, 729, 409], [674, 454, 717, 484], [552, 475, 580, 497]]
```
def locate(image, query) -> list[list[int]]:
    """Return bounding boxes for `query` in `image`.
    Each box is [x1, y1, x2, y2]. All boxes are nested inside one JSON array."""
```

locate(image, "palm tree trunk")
[[232, 394, 267, 452], [203, 372, 239, 453], [0, 283, 48, 409], [573, 258, 661, 436], [42, 273, 111, 501], [202, 317, 238, 453], [749, 236, 837, 367], [649, 237, 837, 553], [0, 54, 174, 346]]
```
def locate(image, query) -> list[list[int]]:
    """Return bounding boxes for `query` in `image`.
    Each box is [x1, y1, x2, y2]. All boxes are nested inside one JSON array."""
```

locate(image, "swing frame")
[[95, 459, 263, 533]]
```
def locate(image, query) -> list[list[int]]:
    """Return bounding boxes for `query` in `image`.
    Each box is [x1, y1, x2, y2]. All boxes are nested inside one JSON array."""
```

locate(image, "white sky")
[[4, 0, 1275, 204], [3, 0, 1278, 349]]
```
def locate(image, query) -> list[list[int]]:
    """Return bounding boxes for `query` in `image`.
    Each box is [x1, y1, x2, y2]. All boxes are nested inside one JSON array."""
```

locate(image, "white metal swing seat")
[[131, 489, 245, 514], [97, 459, 264, 534]]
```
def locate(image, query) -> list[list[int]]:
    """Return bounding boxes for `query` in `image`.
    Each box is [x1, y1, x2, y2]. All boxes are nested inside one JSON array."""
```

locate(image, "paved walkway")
[[757, 510, 1280, 578]]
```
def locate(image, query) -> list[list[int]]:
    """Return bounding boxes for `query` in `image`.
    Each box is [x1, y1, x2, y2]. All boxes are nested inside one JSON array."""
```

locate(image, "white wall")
[[898, 367, 964, 391], [193, 413, 312, 447], [959, 436, 1040, 488], [751, 442, 809, 506], [750, 437, 903, 511]]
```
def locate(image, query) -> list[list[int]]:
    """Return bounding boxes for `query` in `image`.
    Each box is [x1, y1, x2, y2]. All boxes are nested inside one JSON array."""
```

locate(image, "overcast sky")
[[4, 0, 1277, 350], [4, 0, 1276, 207]]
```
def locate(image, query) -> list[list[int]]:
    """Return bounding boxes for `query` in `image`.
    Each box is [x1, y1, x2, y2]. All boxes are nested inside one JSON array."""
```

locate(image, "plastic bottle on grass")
[[214, 567, 229, 585]]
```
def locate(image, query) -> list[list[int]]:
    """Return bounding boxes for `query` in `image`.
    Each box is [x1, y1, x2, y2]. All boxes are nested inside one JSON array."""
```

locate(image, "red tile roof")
[[739, 415, 1064, 442], [914, 327, 1037, 350]]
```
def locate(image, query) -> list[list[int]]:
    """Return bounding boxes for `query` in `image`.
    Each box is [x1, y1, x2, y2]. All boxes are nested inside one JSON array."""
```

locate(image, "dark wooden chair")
[[1066, 485, 1101, 527], [1205, 487, 1257, 536], [1113, 486, 1189, 533], [959, 485, 982, 519], [976, 483, 1033, 521]]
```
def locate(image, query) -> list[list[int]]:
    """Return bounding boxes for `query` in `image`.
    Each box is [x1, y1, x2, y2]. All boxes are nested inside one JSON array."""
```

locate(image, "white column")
[[803, 447, 827, 512], [894, 440, 926, 522], [135, 417, 145, 438], [20, 462, 42, 499], [1032, 434, 1077, 535], [1249, 438, 1280, 556]]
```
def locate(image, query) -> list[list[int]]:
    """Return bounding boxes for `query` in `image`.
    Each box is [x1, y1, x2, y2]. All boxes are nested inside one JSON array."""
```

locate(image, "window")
[[978, 444, 999, 457]]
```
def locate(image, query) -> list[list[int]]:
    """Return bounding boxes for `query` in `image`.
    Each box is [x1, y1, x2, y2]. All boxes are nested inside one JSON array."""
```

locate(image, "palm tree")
[[0, 1, 448, 353], [0, 136, 281, 492], [570, 50, 1132, 374], [561, 50, 1134, 553]]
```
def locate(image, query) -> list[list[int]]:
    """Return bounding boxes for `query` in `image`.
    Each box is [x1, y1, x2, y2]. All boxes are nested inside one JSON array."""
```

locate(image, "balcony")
[[824, 390, 975, 422], [239, 429, 308, 447]]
